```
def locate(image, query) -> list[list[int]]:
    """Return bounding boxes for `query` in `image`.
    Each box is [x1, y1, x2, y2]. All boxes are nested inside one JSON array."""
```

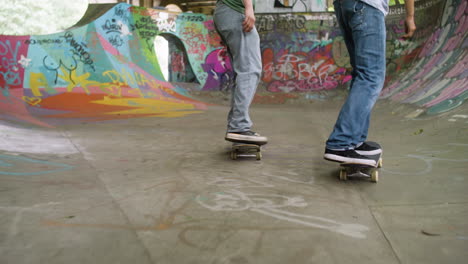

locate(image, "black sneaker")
[[225, 131, 268, 145], [324, 148, 377, 167], [355, 141, 382, 155]]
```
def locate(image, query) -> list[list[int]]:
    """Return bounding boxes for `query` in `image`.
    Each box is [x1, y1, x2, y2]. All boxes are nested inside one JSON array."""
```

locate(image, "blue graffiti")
[[0, 154, 74, 176]]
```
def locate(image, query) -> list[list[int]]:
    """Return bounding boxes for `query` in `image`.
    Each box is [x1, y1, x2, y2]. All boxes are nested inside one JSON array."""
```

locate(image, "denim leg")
[[327, 0, 386, 149], [213, 2, 262, 132]]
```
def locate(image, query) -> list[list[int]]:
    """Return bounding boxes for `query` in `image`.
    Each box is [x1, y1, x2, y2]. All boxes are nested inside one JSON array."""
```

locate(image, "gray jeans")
[[213, 1, 262, 133]]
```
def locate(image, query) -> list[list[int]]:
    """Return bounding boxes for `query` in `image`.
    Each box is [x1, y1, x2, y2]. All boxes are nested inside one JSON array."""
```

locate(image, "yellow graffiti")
[[58, 67, 99, 94], [99, 83, 152, 98], [29, 72, 49, 97], [92, 96, 202, 117], [22, 96, 42, 106], [103, 68, 164, 89], [27, 69, 171, 101], [25, 68, 194, 118], [103, 68, 137, 86], [127, 88, 144, 97], [101, 84, 124, 97], [102, 69, 175, 99]]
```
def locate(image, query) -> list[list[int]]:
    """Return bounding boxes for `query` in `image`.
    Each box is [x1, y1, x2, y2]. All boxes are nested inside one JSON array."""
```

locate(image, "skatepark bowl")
[[0, 1, 467, 263]]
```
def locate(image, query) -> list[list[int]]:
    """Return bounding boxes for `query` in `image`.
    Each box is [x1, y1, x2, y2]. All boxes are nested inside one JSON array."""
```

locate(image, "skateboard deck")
[[339, 154, 382, 182], [231, 143, 262, 160]]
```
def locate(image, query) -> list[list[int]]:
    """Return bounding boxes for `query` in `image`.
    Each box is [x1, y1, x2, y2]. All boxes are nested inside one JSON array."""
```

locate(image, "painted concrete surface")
[[1, 100, 467, 264], [0, 0, 467, 263], [0, 0, 466, 127]]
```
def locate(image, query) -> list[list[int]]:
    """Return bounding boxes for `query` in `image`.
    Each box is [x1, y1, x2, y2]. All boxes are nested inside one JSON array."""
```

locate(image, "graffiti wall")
[[257, 0, 328, 13], [256, 0, 467, 115], [381, 0, 468, 115], [0, 0, 467, 127], [257, 13, 344, 93], [0, 3, 220, 126]]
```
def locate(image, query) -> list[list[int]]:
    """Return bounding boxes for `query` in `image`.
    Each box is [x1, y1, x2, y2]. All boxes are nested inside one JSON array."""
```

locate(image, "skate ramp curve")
[[0, 0, 466, 127], [71, 3, 119, 28]]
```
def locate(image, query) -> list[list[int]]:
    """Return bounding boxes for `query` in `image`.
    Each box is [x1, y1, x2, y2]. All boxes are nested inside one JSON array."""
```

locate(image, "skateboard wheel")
[[256, 152, 262, 160], [339, 169, 347, 181], [231, 151, 237, 160], [371, 170, 378, 182], [378, 158, 383, 168]]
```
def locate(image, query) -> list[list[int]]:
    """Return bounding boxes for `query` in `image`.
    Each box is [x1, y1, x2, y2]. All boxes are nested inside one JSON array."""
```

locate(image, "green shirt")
[[220, 0, 256, 14]]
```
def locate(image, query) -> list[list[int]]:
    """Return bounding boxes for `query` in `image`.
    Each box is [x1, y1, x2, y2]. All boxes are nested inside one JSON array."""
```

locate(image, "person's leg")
[[326, 0, 386, 150], [214, 2, 267, 144], [213, 1, 262, 133]]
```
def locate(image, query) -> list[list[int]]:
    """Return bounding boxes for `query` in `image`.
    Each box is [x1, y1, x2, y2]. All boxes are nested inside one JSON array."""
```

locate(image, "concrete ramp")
[[0, 0, 468, 264], [0, 0, 466, 126], [71, 4, 119, 28], [380, 0, 467, 115], [0, 3, 212, 127], [0, 2, 467, 264]]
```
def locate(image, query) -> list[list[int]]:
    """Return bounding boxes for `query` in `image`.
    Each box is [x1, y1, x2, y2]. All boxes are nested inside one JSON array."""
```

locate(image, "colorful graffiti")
[[0, 4, 218, 126], [1, 0, 467, 127], [257, 13, 346, 93], [382, 0, 468, 115], [258, 0, 467, 114]]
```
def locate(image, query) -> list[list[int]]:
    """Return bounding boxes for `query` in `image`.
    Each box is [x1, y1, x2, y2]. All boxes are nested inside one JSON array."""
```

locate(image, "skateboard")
[[231, 143, 262, 160], [339, 154, 382, 182]]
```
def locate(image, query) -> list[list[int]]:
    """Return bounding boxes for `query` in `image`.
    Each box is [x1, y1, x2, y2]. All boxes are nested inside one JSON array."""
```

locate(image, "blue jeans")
[[326, 0, 386, 150], [213, 1, 262, 132]]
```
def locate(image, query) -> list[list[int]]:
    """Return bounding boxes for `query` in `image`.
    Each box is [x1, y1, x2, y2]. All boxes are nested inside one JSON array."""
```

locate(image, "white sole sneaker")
[[324, 153, 377, 167], [225, 132, 268, 145], [324, 148, 377, 167], [354, 141, 382, 156]]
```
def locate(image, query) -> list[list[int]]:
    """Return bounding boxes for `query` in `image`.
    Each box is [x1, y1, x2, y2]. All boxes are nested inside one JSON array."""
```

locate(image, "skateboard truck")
[[231, 143, 262, 160], [339, 156, 383, 183]]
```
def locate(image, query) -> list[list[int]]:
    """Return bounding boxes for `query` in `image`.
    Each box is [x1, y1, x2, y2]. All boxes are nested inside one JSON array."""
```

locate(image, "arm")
[[242, 0, 255, 32], [402, 0, 416, 38]]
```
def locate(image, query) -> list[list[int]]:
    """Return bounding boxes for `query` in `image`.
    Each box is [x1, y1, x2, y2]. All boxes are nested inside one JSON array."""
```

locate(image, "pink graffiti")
[[391, 20, 406, 36], [445, 52, 468, 78], [418, 29, 441, 58], [391, 79, 425, 102], [181, 26, 208, 61], [443, 14, 467, 52], [203, 20, 215, 31], [413, 53, 444, 80], [201, 48, 233, 91], [455, 0, 467, 21], [424, 78, 468, 108], [455, 14, 467, 35], [0, 38, 29, 89], [380, 81, 401, 98], [171, 52, 186, 74], [262, 47, 349, 91]]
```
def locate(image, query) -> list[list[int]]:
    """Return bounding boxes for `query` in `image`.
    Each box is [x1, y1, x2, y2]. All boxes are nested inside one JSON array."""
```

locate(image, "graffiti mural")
[[0, 4, 218, 127], [258, 0, 467, 114], [258, 13, 345, 92], [382, 0, 468, 115], [1, 0, 467, 127]]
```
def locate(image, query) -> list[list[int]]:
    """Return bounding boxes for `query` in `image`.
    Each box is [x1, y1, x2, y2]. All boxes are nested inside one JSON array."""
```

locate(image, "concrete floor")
[[1, 97, 467, 264]]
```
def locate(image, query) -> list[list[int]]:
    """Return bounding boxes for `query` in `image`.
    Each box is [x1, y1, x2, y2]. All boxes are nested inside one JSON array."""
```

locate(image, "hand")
[[243, 7, 256, 32], [402, 16, 416, 39]]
